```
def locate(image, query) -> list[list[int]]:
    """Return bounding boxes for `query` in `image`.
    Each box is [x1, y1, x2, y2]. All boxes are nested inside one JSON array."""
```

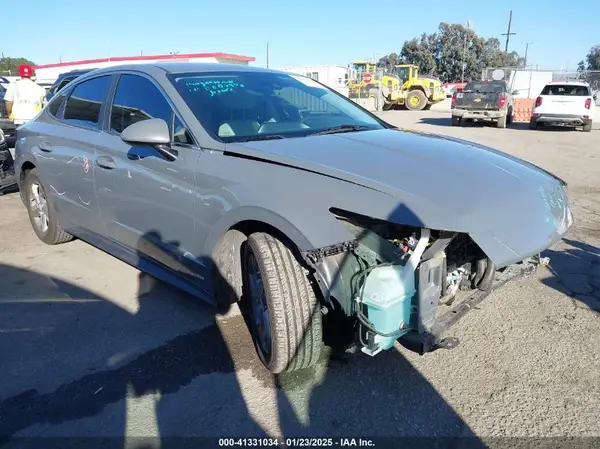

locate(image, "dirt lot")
[[1, 110, 600, 444]]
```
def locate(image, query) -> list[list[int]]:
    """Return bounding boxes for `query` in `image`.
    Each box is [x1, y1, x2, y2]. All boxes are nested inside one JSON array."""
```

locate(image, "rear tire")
[[242, 232, 323, 373], [24, 169, 73, 245], [583, 123, 592, 132], [529, 120, 538, 130], [451, 115, 462, 127], [496, 114, 507, 128]]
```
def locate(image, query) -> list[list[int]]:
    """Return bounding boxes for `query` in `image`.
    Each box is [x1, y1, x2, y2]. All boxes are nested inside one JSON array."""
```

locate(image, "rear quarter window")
[[541, 84, 590, 96]]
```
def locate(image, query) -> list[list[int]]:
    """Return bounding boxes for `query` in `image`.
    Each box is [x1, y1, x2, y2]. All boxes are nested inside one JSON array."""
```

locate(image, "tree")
[[578, 45, 600, 71], [0, 57, 36, 76], [576, 45, 600, 91], [377, 22, 525, 83]]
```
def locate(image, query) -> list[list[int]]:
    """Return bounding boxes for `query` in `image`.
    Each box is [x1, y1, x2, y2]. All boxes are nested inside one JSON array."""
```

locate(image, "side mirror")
[[512, 90, 520, 95], [594, 94, 598, 101], [121, 118, 177, 161]]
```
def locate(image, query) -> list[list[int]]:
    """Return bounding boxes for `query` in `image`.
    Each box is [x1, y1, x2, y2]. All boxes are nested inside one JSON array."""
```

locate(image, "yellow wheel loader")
[[380, 65, 446, 111]]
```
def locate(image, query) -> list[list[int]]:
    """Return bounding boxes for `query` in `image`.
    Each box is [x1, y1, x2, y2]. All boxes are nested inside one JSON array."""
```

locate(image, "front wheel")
[[242, 232, 323, 373], [406, 90, 427, 111], [24, 169, 73, 245]]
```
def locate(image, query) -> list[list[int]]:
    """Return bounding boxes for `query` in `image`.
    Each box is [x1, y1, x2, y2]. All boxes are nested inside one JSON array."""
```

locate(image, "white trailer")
[[275, 65, 349, 96]]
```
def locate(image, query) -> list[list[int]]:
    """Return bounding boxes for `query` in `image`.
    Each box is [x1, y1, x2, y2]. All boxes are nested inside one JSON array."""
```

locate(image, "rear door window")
[[63, 76, 113, 129], [541, 84, 591, 96]]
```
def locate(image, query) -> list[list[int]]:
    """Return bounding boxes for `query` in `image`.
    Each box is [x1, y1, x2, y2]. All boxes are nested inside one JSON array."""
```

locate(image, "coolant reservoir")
[[360, 229, 431, 352]]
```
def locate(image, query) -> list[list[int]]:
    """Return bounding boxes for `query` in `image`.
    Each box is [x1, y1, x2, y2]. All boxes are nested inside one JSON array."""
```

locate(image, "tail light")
[[535, 96, 543, 108], [585, 98, 591, 109], [498, 94, 507, 108], [451, 93, 457, 107]]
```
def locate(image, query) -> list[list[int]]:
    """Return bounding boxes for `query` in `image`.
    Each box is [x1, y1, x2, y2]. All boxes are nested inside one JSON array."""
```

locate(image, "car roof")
[[83, 62, 281, 77]]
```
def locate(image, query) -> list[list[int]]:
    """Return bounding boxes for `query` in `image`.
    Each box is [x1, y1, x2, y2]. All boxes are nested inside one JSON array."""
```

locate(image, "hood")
[[227, 128, 573, 267]]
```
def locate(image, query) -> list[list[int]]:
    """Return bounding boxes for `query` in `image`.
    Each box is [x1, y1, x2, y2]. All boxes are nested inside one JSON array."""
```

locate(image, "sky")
[[4, 0, 596, 72]]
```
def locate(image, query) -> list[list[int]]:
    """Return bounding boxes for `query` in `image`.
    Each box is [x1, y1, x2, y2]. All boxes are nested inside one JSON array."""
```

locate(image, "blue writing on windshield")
[[184, 79, 245, 96]]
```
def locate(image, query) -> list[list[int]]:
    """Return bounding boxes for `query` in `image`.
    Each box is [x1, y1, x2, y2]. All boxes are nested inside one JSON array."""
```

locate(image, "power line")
[[501, 10, 516, 53]]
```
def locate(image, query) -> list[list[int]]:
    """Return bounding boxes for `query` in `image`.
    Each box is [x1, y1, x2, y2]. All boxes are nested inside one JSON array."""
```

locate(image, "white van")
[[529, 81, 596, 132]]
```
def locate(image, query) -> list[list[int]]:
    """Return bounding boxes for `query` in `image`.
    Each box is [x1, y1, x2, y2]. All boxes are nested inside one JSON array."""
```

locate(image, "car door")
[[94, 73, 203, 284], [37, 74, 115, 236]]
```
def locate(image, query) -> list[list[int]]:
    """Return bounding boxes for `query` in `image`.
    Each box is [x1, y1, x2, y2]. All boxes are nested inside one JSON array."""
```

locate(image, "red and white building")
[[33, 52, 256, 85]]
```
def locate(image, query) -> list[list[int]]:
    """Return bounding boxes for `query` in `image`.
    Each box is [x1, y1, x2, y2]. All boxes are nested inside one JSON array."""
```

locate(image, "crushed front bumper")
[[397, 255, 541, 354]]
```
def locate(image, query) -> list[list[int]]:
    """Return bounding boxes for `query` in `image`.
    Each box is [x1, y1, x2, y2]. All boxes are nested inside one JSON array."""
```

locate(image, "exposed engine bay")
[[303, 208, 543, 357]]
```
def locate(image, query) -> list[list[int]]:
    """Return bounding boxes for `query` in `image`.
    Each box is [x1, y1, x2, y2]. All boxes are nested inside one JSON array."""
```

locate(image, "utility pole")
[[523, 41, 533, 67], [266, 42, 269, 68], [461, 20, 472, 82], [501, 10, 516, 53]]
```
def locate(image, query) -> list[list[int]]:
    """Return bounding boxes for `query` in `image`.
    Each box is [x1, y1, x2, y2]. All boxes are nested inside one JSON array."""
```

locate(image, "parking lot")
[[1, 108, 600, 443]]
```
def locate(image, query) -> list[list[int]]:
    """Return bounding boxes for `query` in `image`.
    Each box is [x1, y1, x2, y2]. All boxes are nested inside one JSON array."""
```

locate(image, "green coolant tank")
[[360, 229, 431, 352]]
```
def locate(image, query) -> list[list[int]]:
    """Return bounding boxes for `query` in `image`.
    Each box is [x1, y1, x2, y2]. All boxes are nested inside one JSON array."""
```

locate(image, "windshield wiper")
[[236, 135, 287, 142], [308, 124, 373, 136]]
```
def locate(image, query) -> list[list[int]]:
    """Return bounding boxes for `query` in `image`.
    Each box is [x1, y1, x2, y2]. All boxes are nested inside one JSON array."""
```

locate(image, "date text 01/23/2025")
[[218, 438, 376, 447]]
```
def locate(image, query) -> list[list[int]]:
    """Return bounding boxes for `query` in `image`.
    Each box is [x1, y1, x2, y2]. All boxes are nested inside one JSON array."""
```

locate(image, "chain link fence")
[[482, 67, 600, 105]]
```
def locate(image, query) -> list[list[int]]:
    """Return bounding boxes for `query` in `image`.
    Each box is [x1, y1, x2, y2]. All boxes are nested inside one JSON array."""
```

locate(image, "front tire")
[[24, 169, 73, 245], [242, 232, 323, 373], [406, 90, 427, 111]]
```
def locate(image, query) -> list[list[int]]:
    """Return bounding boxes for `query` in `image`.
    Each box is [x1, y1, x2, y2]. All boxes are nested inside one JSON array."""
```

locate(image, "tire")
[[423, 103, 433, 110], [496, 114, 507, 128], [24, 169, 73, 245], [451, 115, 461, 127], [507, 107, 514, 124], [242, 232, 323, 373], [583, 123, 592, 132], [529, 120, 538, 130], [405, 90, 427, 111]]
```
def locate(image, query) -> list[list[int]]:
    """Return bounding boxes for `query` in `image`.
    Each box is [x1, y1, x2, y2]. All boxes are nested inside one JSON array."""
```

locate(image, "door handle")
[[39, 142, 53, 152], [96, 156, 116, 170]]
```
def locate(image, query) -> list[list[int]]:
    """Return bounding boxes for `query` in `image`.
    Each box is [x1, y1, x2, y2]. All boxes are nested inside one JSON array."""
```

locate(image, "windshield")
[[463, 81, 506, 93], [168, 70, 385, 142], [541, 84, 590, 96]]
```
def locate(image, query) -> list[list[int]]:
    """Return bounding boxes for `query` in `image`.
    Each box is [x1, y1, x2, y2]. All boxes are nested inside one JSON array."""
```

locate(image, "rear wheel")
[[529, 120, 538, 130], [242, 232, 323, 373], [496, 114, 507, 128], [583, 123, 592, 132], [406, 90, 427, 111], [451, 115, 462, 127], [24, 169, 73, 245]]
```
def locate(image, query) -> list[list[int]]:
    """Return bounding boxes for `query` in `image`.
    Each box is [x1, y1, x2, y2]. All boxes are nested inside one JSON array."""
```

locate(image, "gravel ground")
[[1, 110, 599, 446]]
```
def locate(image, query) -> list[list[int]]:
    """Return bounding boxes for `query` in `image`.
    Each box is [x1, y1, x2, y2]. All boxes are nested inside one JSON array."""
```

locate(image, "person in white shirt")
[[4, 64, 46, 126]]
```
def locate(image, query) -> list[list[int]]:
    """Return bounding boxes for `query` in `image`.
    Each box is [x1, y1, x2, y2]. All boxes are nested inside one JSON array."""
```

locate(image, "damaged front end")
[[303, 208, 546, 357]]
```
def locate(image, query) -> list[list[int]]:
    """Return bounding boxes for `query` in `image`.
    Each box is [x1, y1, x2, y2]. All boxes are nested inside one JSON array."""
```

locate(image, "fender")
[[204, 205, 325, 258]]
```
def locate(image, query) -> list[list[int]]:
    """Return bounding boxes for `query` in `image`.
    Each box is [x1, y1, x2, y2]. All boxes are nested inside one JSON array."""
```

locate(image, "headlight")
[[0, 129, 5, 145]]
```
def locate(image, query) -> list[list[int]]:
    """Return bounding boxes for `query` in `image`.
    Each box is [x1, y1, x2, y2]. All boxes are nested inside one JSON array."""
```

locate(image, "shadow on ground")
[[541, 238, 600, 313], [0, 225, 484, 447]]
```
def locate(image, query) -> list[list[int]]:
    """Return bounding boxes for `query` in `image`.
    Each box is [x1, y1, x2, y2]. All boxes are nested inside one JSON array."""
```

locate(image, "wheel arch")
[[18, 159, 37, 204]]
